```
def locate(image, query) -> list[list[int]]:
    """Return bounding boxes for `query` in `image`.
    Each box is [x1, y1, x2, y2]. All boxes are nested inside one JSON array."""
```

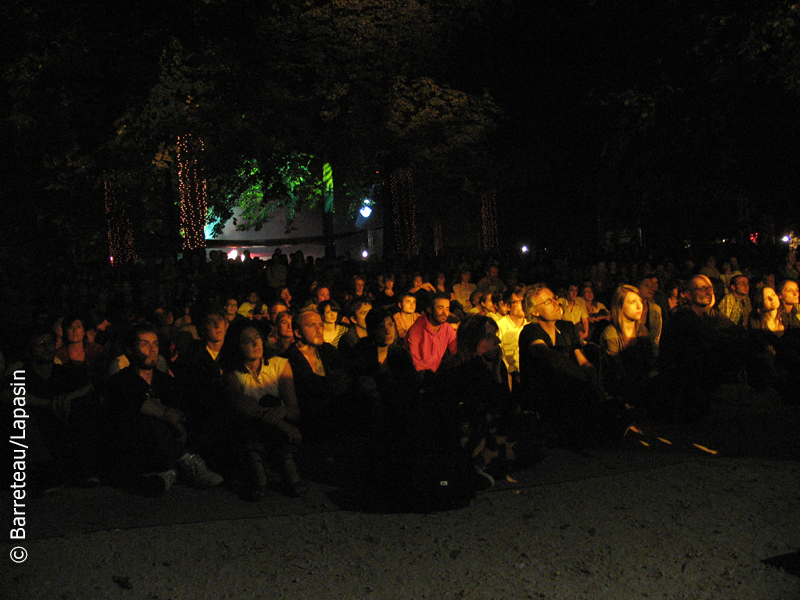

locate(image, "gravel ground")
[[3, 386, 800, 599]]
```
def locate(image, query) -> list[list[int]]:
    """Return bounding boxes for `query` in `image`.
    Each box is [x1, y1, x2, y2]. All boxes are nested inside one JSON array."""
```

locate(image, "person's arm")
[[406, 321, 428, 371], [278, 361, 300, 423], [140, 398, 187, 442]]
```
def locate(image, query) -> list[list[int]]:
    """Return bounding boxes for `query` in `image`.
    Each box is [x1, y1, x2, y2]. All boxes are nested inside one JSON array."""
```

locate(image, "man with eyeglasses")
[[517, 285, 603, 444], [717, 275, 752, 327], [659, 275, 736, 421]]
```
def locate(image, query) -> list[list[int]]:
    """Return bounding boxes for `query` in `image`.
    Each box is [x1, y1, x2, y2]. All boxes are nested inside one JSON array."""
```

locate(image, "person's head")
[[398, 293, 417, 315], [779, 280, 799, 307], [581, 285, 595, 304], [611, 285, 644, 329], [223, 297, 238, 316], [523, 285, 561, 323], [493, 291, 509, 316], [124, 324, 160, 370], [313, 286, 330, 304], [353, 276, 366, 295], [318, 300, 341, 325], [428, 293, 451, 326], [268, 300, 288, 325], [294, 310, 324, 347], [505, 290, 525, 320], [566, 284, 579, 302], [730, 275, 750, 299], [62, 316, 85, 345], [754, 286, 781, 314], [456, 315, 500, 363], [238, 326, 264, 363], [469, 290, 483, 308], [460, 269, 472, 284], [412, 273, 424, 288], [246, 291, 260, 305], [638, 277, 656, 301], [274, 311, 294, 340], [365, 307, 397, 347], [435, 272, 446, 287], [687, 275, 715, 309], [277, 286, 292, 306], [27, 327, 57, 365], [384, 275, 395, 290], [202, 311, 228, 344], [349, 298, 373, 330], [486, 265, 499, 279], [480, 291, 495, 313]]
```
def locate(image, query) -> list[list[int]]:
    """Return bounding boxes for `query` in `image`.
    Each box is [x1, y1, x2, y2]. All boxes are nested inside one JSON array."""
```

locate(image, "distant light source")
[[521, 245, 529, 254], [109, 256, 114, 264], [359, 198, 373, 218], [228, 249, 238, 260], [783, 235, 791, 243], [361, 250, 369, 259]]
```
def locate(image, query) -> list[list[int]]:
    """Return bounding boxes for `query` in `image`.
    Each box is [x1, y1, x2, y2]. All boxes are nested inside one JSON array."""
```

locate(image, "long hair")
[[610, 285, 647, 345]]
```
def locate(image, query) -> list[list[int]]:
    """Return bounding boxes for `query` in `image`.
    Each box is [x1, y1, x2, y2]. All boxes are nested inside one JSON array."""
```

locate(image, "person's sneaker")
[[141, 469, 177, 496], [177, 453, 224, 488]]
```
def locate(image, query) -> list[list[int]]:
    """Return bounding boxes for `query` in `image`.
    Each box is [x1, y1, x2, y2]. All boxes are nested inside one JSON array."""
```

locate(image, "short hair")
[[123, 323, 158, 356], [348, 297, 372, 317], [365, 307, 392, 337], [523, 284, 548, 321], [730, 274, 748, 289]]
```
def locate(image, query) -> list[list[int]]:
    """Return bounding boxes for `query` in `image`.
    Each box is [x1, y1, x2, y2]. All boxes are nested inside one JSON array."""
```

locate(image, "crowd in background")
[[2, 242, 799, 504]]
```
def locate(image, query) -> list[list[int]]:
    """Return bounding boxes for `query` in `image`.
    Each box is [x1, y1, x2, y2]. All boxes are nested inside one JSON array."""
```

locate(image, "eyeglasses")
[[689, 285, 713, 293], [535, 295, 560, 307]]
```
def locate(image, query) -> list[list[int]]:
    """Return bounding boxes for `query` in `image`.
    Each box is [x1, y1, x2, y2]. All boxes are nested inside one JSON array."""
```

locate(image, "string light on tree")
[[104, 172, 135, 264], [176, 133, 207, 251]]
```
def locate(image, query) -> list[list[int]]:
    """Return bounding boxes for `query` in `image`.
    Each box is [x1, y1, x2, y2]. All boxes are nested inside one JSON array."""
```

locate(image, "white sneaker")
[[177, 453, 224, 488], [142, 469, 177, 496]]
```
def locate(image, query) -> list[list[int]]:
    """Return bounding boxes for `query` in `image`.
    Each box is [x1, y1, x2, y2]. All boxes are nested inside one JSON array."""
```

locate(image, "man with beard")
[[105, 323, 223, 494], [406, 293, 457, 374]]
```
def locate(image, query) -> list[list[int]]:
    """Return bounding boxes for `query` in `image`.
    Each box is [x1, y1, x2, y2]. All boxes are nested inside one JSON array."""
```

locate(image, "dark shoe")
[[141, 469, 177, 496]]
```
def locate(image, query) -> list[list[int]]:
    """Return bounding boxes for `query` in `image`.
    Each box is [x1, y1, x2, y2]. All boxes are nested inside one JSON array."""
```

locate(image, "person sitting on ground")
[[476, 264, 504, 295], [103, 323, 223, 495], [467, 290, 483, 314], [636, 277, 664, 351], [749, 286, 790, 336], [407, 292, 458, 376], [778, 279, 800, 327], [238, 291, 267, 322], [263, 311, 294, 355], [452, 269, 477, 311], [222, 323, 305, 499], [55, 315, 107, 374], [581, 284, 610, 342], [2, 326, 101, 491], [284, 310, 351, 443], [276, 286, 293, 311], [374, 274, 397, 308], [518, 285, 605, 443], [319, 300, 349, 348], [304, 284, 330, 313], [338, 297, 372, 358], [349, 307, 417, 426], [599, 285, 656, 412], [717, 275, 752, 328], [659, 275, 736, 421], [438, 315, 543, 480], [408, 273, 436, 313], [434, 272, 448, 294], [344, 275, 374, 308], [496, 287, 527, 390], [559, 284, 590, 342], [393, 292, 420, 343], [175, 309, 230, 461]]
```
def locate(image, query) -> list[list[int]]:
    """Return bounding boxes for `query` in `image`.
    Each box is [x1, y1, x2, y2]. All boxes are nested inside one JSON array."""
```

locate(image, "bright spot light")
[[360, 205, 372, 218], [521, 245, 529, 254], [109, 256, 114, 264], [228, 249, 238, 260], [361, 250, 369, 259], [783, 235, 791, 243]]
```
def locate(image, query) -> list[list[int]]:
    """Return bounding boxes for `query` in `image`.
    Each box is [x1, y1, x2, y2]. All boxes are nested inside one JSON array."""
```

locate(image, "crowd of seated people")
[[2, 244, 799, 501]]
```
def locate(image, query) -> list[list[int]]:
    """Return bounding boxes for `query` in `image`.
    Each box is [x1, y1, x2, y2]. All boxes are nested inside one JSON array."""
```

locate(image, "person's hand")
[[163, 407, 188, 443]]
